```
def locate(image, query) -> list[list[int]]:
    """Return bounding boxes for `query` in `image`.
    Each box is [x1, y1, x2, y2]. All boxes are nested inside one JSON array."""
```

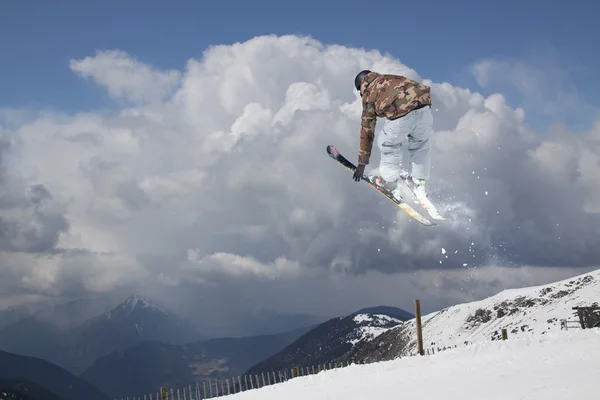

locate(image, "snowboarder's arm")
[[358, 101, 377, 165]]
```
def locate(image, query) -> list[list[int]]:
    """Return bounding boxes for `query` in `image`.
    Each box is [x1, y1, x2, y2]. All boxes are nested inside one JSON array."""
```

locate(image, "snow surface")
[[396, 268, 600, 353], [226, 329, 600, 399], [351, 314, 374, 324]]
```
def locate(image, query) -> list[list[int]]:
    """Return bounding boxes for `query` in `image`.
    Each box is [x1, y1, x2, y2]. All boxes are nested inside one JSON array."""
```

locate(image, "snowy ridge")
[[243, 310, 407, 376], [346, 313, 402, 346], [397, 268, 600, 354]]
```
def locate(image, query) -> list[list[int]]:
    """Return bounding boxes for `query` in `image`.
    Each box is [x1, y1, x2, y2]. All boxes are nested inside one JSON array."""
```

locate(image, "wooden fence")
[[115, 344, 463, 400], [114, 360, 356, 400]]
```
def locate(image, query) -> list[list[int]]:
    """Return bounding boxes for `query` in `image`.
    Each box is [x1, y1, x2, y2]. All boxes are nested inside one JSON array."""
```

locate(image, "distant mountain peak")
[[346, 313, 403, 346], [122, 293, 157, 311], [96, 293, 166, 323]]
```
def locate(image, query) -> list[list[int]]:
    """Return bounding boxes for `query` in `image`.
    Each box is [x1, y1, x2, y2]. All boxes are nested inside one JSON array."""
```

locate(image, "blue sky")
[[2, 0, 599, 131]]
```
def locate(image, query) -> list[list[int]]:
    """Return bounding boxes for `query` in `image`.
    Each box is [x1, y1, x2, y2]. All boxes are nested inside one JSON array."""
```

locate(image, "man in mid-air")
[[352, 69, 433, 201]]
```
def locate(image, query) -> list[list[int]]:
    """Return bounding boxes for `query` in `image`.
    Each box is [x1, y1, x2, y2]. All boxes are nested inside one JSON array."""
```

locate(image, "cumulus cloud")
[[1, 34, 599, 317], [70, 49, 181, 105]]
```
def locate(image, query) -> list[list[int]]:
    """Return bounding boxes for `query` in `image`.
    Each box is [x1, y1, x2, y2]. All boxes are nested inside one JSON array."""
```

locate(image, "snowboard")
[[326, 145, 436, 227]]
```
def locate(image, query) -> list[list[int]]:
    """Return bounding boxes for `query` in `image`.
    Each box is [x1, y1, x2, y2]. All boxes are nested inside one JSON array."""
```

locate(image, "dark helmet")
[[354, 69, 371, 91]]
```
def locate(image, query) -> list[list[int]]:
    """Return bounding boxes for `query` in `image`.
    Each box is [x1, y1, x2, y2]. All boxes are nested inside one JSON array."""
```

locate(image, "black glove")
[[353, 164, 365, 182]]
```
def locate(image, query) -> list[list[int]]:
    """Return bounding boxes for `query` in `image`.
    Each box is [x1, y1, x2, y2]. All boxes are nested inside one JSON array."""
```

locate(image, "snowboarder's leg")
[[406, 106, 432, 180], [376, 115, 411, 184], [406, 106, 433, 196]]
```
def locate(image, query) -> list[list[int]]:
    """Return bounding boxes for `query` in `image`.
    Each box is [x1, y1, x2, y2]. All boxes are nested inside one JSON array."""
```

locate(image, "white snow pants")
[[377, 105, 433, 182]]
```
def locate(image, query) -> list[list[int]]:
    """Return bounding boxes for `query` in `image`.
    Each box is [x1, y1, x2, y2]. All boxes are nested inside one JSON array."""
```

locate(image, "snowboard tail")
[[326, 145, 436, 227]]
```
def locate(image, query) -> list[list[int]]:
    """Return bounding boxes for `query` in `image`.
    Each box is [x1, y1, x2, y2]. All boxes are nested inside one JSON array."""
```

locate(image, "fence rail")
[[114, 359, 369, 400], [115, 346, 458, 399]]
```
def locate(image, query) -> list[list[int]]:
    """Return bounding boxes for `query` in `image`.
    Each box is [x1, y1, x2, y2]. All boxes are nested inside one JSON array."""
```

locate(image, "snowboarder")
[[352, 70, 434, 201]]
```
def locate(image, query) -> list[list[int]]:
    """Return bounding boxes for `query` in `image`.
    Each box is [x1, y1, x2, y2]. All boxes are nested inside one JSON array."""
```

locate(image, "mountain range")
[[0, 293, 337, 399], [2, 268, 597, 400], [78, 304, 412, 399], [0, 293, 204, 374]]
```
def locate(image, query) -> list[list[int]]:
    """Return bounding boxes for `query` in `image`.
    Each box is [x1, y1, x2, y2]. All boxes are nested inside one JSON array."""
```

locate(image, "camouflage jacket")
[[357, 72, 432, 165]]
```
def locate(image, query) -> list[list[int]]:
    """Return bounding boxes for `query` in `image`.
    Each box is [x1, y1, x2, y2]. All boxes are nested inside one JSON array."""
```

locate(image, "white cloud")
[[1, 34, 599, 314], [70, 49, 181, 105], [187, 250, 305, 281]]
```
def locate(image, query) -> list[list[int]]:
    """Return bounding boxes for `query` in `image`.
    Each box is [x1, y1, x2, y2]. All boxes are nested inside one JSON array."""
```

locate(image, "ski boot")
[[399, 174, 445, 220], [391, 170, 411, 201], [367, 176, 400, 198], [403, 176, 427, 201]]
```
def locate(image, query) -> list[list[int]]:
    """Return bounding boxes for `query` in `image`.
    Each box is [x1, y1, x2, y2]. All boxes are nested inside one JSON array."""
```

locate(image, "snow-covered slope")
[[341, 268, 600, 363], [224, 329, 600, 400], [401, 268, 600, 353]]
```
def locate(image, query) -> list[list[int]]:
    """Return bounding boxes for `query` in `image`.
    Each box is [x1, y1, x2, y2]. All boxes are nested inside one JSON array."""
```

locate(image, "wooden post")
[[292, 366, 299, 378], [502, 328, 508, 340], [415, 299, 424, 356], [160, 387, 167, 400]]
